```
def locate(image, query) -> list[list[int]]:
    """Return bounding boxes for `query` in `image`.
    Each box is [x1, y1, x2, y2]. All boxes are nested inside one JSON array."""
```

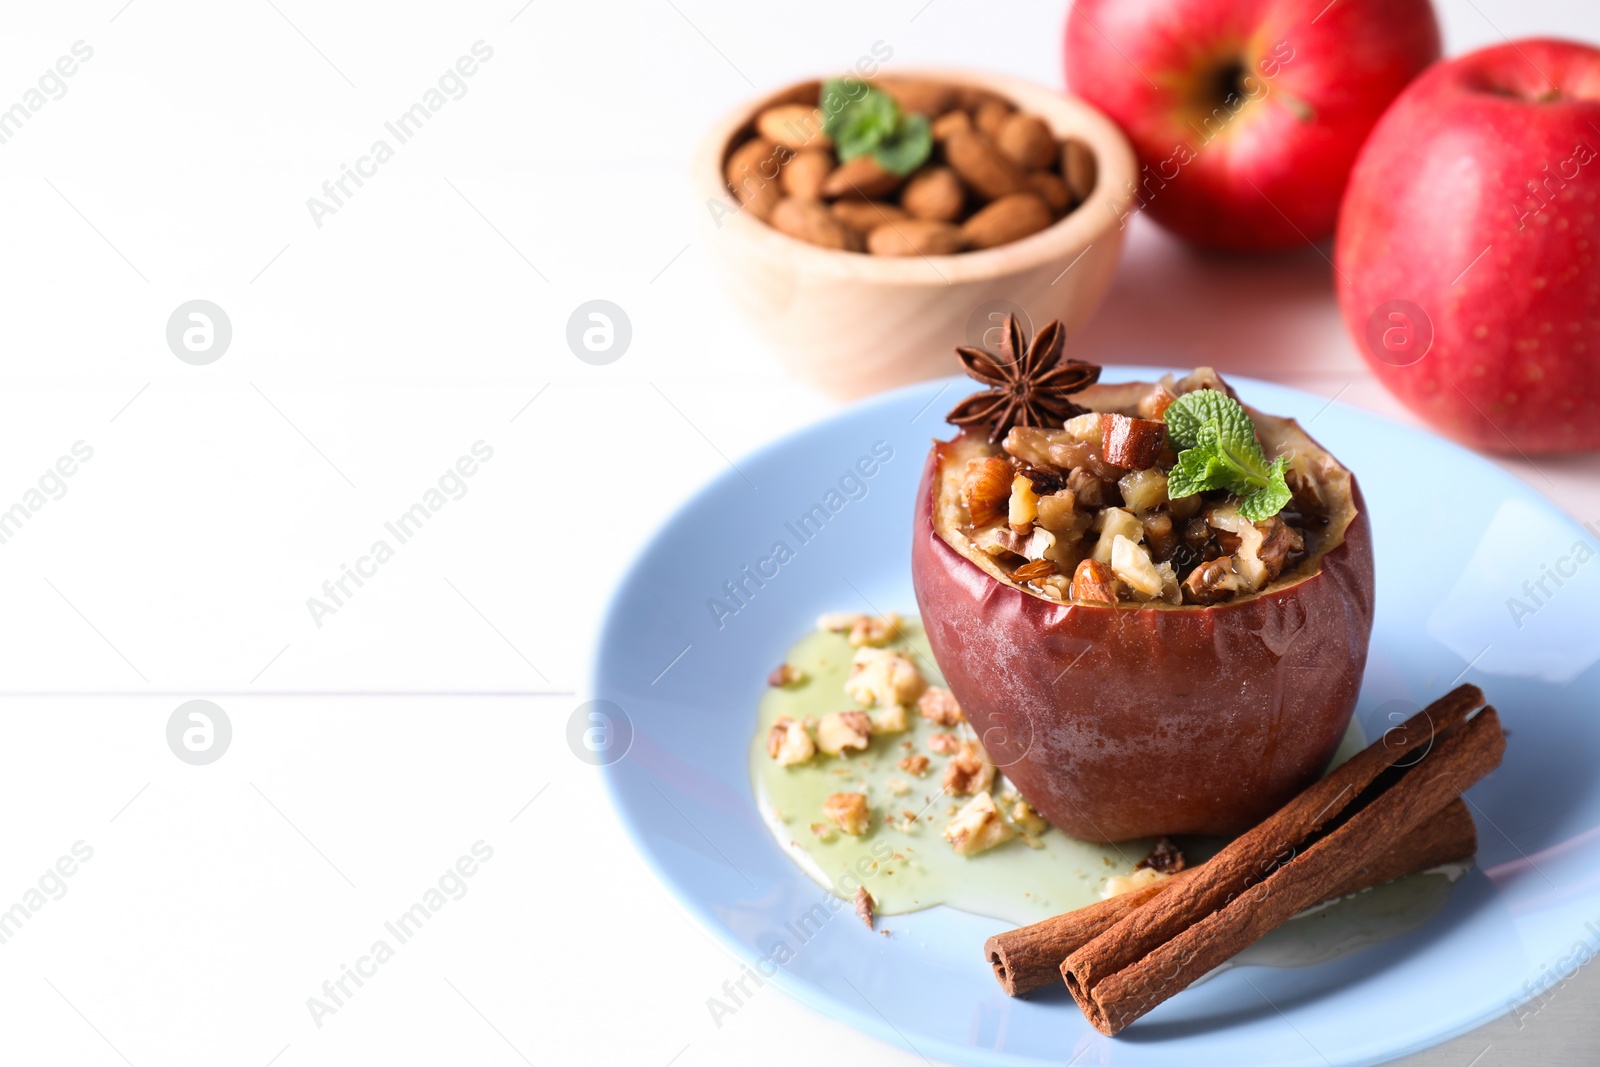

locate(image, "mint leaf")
[[1237, 456, 1292, 521], [822, 79, 899, 162], [1161, 390, 1293, 520], [1165, 388, 1254, 451], [872, 112, 932, 175]]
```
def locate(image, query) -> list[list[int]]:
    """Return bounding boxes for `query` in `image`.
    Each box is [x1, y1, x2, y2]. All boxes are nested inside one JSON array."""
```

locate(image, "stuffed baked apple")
[[912, 317, 1375, 840]]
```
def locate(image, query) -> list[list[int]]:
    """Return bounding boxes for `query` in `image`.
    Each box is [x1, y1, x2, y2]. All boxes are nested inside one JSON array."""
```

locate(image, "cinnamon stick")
[[1062, 686, 1503, 1035], [985, 796, 1477, 997]]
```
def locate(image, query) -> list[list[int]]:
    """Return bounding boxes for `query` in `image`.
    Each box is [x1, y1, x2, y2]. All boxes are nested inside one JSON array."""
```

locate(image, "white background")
[[0, 1, 1596, 1064]]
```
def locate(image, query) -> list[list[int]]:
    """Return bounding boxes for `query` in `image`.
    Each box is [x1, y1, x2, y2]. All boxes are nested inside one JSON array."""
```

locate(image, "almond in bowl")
[[694, 71, 1137, 399]]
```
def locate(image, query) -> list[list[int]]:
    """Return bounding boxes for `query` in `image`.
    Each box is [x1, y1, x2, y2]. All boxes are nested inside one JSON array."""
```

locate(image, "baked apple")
[[912, 318, 1375, 840]]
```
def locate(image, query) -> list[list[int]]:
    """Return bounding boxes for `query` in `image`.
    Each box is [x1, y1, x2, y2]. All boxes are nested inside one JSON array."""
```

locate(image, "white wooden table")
[[0, 1, 1593, 1064]]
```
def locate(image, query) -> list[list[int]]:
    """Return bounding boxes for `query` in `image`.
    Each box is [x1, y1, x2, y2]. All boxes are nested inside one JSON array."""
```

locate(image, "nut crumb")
[[847, 612, 903, 648], [816, 710, 872, 756], [898, 754, 930, 777], [768, 663, 806, 687], [823, 792, 870, 836], [942, 740, 995, 796], [916, 687, 964, 726], [943, 792, 1016, 856], [817, 611, 867, 633], [766, 716, 816, 765], [927, 733, 960, 755]]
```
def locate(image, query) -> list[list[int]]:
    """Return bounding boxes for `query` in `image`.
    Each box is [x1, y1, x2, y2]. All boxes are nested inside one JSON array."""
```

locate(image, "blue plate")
[[591, 369, 1600, 1066]]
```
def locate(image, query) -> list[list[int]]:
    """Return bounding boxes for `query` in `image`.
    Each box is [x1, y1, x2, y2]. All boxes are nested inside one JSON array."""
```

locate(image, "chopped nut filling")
[[938, 370, 1337, 606], [823, 792, 871, 836], [927, 732, 960, 755]]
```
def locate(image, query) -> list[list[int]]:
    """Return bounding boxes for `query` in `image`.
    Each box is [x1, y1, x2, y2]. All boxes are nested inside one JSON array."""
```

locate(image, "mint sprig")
[[1163, 390, 1292, 521], [821, 79, 932, 177]]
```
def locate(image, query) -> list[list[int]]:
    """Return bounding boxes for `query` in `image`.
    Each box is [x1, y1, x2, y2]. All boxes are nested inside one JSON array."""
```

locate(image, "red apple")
[[1064, 0, 1440, 251], [1336, 38, 1600, 454], [911, 382, 1376, 841]]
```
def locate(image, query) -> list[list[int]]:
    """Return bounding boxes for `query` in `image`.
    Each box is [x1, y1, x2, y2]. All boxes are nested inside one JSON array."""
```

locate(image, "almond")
[[931, 109, 973, 141], [867, 219, 963, 257], [1030, 171, 1072, 214], [944, 129, 1031, 200], [821, 154, 905, 200], [962, 455, 1014, 525], [900, 166, 965, 221], [874, 77, 960, 117], [771, 198, 857, 251], [756, 104, 830, 150], [997, 113, 1056, 170], [975, 98, 1013, 138], [725, 137, 786, 220], [1101, 414, 1168, 471], [1062, 138, 1097, 202], [1071, 558, 1118, 604], [782, 148, 833, 200], [831, 199, 908, 233], [960, 192, 1053, 249]]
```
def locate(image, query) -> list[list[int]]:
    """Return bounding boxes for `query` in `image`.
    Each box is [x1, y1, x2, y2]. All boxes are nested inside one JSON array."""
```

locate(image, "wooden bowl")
[[692, 69, 1138, 399]]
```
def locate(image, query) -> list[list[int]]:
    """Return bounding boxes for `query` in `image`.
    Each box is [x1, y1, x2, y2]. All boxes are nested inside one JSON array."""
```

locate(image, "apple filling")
[[933, 369, 1359, 607]]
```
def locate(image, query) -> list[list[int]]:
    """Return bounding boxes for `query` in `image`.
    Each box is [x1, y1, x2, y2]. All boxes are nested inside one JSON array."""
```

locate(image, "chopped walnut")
[[898, 754, 930, 776], [847, 612, 903, 648], [854, 885, 875, 930], [1067, 466, 1116, 509], [766, 716, 816, 765], [768, 663, 806, 687], [817, 611, 867, 633], [869, 703, 909, 734], [917, 687, 964, 726], [845, 647, 926, 708], [927, 732, 960, 755], [1009, 796, 1049, 835], [809, 821, 835, 841], [823, 792, 870, 836], [815, 710, 871, 756], [1141, 510, 1179, 560], [944, 792, 1016, 856], [1257, 517, 1305, 582], [1101, 866, 1171, 899], [1034, 489, 1080, 539], [886, 776, 911, 797], [942, 740, 995, 796], [1183, 557, 1246, 605]]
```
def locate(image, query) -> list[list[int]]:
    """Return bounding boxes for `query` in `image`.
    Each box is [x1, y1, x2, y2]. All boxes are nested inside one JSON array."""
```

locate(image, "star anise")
[[945, 316, 1101, 443]]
